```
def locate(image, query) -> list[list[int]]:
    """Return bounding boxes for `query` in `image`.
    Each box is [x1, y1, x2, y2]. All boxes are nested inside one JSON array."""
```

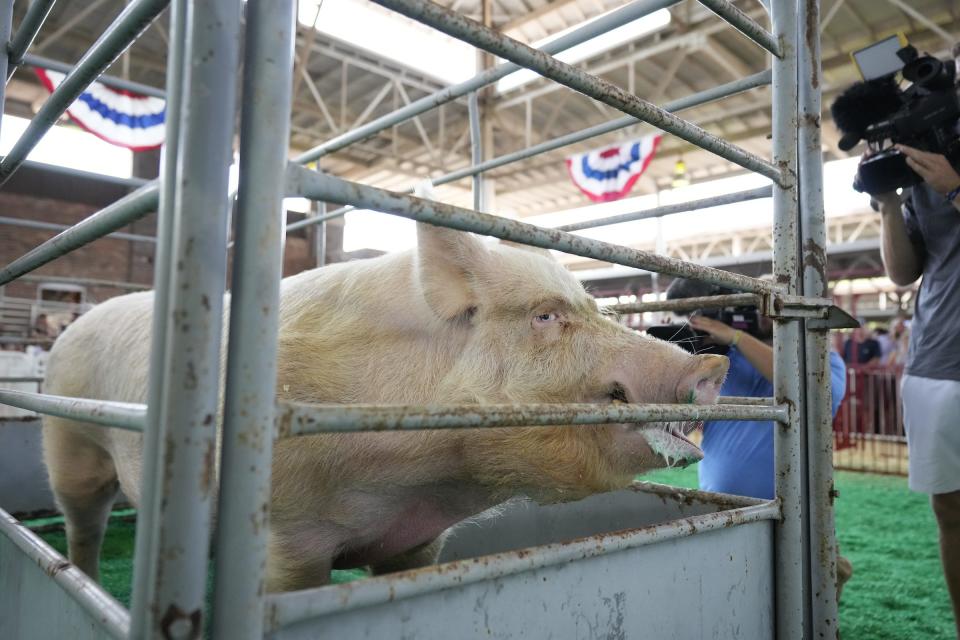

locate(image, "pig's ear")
[[499, 239, 555, 260], [417, 223, 488, 320]]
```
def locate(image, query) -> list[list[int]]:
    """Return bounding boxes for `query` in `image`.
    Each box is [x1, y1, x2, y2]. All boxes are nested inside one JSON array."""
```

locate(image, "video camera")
[[829, 35, 960, 196], [645, 279, 761, 356]]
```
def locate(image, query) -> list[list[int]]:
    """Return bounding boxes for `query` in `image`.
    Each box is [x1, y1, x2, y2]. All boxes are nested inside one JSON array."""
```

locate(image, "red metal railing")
[[833, 364, 907, 475]]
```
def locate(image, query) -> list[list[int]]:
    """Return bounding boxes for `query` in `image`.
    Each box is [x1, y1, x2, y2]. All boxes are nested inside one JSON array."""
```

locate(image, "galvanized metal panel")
[[0, 418, 55, 514], [0, 511, 127, 639], [268, 487, 774, 640]]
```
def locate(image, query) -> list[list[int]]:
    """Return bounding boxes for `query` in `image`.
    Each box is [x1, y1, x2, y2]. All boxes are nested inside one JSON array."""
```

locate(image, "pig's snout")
[[676, 354, 728, 404]]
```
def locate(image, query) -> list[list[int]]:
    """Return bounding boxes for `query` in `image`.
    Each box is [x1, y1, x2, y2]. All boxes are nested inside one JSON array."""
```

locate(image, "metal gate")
[[0, 0, 853, 638]]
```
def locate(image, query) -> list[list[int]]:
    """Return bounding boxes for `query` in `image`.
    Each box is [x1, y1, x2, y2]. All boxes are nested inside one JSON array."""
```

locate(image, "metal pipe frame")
[[20, 52, 166, 98], [798, 0, 839, 634], [0, 214, 156, 244], [607, 293, 761, 315], [211, 1, 295, 637], [128, 0, 241, 636], [769, 0, 806, 637], [559, 186, 773, 232], [293, 0, 685, 165], [0, 509, 130, 639], [0, 0, 168, 187], [276, 401, 789, 437], [0, 389, 145, 430], [266, 499, 781, 630], [0, 182, 158, 286], [368, 0, 784, 184], [289, 164, 779, 295], [128, 0, 186, 629], [283, 70, 772, 238], [0, 0, 11, 141], [467, 90, 483, 211], [696, 0, 782, 57], [6, 0, 57, 76]]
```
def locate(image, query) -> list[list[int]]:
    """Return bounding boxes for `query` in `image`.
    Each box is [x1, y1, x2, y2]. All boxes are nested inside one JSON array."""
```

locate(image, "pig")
[[41, 222, 727, 592]]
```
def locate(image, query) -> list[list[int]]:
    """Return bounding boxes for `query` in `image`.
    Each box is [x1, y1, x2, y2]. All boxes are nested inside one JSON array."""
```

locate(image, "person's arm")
[[689, 315, 773, 382]]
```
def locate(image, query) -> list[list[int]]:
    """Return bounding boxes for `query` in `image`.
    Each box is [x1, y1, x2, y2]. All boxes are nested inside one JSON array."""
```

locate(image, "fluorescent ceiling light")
[[299, 0, 476, 86], [497, 9, 672, 94]]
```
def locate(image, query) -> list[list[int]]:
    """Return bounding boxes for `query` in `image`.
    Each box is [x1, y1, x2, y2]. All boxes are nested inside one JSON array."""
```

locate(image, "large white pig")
[[42, 223, 727, 592]]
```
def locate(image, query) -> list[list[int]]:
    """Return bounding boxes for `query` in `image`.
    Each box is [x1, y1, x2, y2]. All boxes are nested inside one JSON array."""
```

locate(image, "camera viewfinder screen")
[[853, 35, 906, 81]]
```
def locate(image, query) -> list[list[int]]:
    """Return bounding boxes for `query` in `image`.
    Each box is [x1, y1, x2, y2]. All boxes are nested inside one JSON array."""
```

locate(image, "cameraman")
[[871, 142, 960, 635]]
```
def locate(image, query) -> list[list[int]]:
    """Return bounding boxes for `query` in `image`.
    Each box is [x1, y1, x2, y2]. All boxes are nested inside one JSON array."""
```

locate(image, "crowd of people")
[[840, 318, 910, 367]]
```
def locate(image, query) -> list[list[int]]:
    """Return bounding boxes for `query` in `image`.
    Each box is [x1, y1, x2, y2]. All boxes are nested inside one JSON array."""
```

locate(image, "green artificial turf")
[[645, 466, 954, 640], [27, 469, 953, 639]]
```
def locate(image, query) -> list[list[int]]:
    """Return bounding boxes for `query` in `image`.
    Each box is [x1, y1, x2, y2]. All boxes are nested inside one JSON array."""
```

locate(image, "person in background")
[[874, 326, 896, 364], [665, 278, 852, 599], [842, 325, 882, 366], [871, 140, 960, 637]]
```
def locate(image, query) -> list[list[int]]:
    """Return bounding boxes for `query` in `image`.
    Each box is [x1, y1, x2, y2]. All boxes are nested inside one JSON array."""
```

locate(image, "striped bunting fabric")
[[35, 68, 165, 151], [565, 134, 662, 202]]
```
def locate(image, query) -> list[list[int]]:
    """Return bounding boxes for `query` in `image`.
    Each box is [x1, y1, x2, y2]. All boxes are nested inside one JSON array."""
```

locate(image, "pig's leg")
[[42, 420, 119, 582], [370, 535, 446, 576], [265, 527, 334, 592]]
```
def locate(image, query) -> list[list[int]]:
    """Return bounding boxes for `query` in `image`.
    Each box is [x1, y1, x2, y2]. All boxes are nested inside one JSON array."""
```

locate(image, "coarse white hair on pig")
[[42, 221, 727, 592]]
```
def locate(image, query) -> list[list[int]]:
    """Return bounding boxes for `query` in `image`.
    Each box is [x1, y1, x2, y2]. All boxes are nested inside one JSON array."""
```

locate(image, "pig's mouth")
[[608, 384, 703, 467]]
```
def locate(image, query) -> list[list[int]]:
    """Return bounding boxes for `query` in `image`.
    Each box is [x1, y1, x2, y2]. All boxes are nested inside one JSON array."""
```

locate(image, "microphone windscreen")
[[830, 76, 902, 137]]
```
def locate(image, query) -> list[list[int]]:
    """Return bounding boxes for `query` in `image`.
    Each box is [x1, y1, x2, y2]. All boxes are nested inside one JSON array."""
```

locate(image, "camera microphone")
[[830, 75, 902, 150]]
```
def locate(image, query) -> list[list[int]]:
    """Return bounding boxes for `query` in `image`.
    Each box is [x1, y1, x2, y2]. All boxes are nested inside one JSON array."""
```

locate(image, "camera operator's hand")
[[896, 144, 960, 198], [689, 316, 737, 345], [690, 315, 774, 382], [858, 150, 901, 210]]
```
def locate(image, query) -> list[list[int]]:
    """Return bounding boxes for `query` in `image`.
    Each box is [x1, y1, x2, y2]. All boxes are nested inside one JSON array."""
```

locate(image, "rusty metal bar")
[[0, 214, 156, 244], [697, 0, 782, 57], [0, 509, 129, 639], [265, 498, 780, 630], [288, 164, 779, 295], [0, 388, 146, 430], [276, 401, 788, 437], [211, 0, 295, 636], [368, 0, 784, 184], [608, 293, 761, 315], [770, 0, 806, 636]]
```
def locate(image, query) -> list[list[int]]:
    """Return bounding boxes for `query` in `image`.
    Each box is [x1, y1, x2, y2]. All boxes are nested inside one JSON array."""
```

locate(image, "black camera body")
[[645, 279, 761, 356], [830, 44, 960, 195]]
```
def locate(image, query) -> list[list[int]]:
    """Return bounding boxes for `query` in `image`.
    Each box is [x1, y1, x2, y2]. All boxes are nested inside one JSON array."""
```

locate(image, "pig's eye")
[[533, 312, 559, 327]]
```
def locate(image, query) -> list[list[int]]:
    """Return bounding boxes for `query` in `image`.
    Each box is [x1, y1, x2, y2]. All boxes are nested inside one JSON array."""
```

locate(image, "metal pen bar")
[[282, 72, 774, 238], [276, 401, 789, 437], [433, 71, 773, 188], [0, 510, 129, 639], [6, 0, 57, 76], [289, 164, 779, 294], [607, 293, 761, 314], [0, 1, 12, 142], [0, 182, 159, 286], [770, 0, 805, 637], [369, 0, 784, 185], [719, 396, 775, 406], [18, 273, 151, 290], [696, 0, 782, 57], [467, 91, 483, 211], [0, 0, 168, 186], [0, 215, 156, 243], [0, 376, 43, 383], [128, 0, 186, 630], [0, 389, 146, 430], [798, 0, 839, 633], [560, 186, 774, 232], [141, 0, 241, 634], [212, 1, 294, 637], [294, 0, 684, 164], [20, 52, 166, 98], [266, 500, 780, 629]]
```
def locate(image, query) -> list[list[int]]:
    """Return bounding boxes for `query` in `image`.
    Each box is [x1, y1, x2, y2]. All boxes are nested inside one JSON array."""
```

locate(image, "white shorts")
[[901, 374, 960, 495]]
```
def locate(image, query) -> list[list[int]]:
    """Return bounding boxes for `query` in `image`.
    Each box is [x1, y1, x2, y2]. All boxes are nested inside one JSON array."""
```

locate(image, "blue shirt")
[[698, 347, 847, 499]]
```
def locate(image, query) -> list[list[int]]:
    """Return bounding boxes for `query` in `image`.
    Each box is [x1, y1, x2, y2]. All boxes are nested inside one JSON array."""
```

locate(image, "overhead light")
[[496, 9, 672, 94], [671, 158, 689, 188]]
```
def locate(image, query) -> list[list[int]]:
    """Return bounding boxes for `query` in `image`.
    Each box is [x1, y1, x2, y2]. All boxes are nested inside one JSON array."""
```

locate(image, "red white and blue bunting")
[[565, 134, 662, 202], [35, 68, 165, 151]]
